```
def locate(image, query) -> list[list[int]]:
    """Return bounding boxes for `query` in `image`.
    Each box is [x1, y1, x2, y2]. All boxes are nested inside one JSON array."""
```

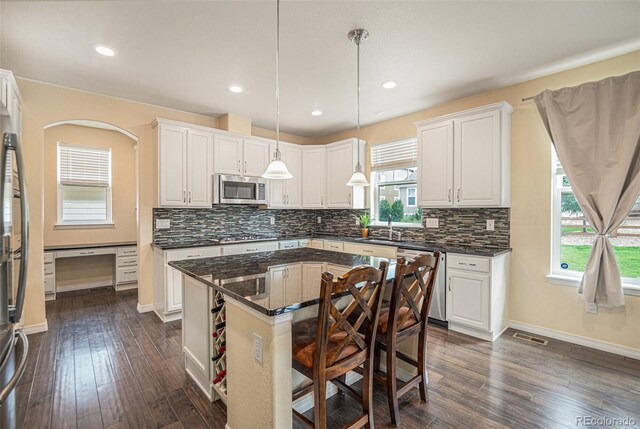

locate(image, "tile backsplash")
[[154, 207, 510, 248]]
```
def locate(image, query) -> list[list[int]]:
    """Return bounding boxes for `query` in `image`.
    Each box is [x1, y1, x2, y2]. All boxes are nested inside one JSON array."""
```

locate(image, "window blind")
[[371, 139, 417, 171], [58, 144, 111, 187]]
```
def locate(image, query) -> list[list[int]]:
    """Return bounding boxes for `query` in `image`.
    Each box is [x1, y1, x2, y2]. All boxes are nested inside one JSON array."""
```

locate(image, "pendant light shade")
[[262, 0, 292, 180], [262, 149, 292, 179], [347, 28, 369, 187]]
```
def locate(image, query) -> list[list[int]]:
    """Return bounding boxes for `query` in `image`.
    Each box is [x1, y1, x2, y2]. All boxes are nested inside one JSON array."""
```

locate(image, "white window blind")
[[371, 139, 417, 171], [58, 144, 111, 187]]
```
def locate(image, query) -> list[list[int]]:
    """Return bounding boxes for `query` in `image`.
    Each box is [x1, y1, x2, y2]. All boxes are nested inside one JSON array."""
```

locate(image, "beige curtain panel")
[[534, 71, 640, 307]]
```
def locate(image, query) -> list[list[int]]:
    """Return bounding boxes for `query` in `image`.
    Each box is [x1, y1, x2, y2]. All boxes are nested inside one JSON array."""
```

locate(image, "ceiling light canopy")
[[346, 28, 369, 188], [382, 80, 397, 89], [311, 110, 323, 116], [262, 0, 292, 180], [229, 85, 244, 93], [94, 44, 116, 57]]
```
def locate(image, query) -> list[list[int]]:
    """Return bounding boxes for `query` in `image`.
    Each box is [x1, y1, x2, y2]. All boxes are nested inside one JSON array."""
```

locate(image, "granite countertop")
[[170, 248, 397, 316], [153, 234, 510, 257], [44, 241, 137, 251]]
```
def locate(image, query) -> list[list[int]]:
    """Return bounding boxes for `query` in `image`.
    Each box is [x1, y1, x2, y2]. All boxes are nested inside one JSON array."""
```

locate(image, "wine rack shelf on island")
[[210, 289, 227, 404]]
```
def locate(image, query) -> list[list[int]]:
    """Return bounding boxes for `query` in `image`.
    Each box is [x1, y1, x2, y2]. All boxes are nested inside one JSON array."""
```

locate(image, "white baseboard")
[[508, 320, 640, 360], [136, 302, 154, 313], [21, 319, 49, 335], [115, 283, 138, 292], [56, 280, 112, 293]]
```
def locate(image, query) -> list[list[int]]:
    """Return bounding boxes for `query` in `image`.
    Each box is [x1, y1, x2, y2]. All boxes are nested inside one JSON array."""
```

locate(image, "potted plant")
[[353, 212, 372, 238]]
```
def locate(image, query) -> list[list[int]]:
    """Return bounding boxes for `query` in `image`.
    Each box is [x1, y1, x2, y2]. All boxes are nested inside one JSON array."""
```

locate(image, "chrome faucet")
[[388, 215, 393, 240]]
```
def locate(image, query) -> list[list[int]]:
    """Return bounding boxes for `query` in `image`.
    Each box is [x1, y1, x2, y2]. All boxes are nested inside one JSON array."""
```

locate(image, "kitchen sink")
[[355, 238, 400, 245]]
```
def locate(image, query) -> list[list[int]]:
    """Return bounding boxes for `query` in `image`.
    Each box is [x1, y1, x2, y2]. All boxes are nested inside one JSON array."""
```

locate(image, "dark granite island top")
[[169, 248, 396, 316]]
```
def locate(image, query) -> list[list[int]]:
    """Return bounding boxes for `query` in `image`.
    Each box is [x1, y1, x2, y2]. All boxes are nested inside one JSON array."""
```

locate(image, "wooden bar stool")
[[291, 261, 389, 429], [376, 253, 441, 427]]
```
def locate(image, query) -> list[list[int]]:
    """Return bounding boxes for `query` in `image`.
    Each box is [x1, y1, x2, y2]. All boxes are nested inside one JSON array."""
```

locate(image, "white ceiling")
[[2, 1, 639, 137]]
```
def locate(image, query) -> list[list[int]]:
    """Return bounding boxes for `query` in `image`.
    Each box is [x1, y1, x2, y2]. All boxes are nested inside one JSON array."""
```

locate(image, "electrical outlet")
[[355, 218, 360, 226], [486, 220, 495, 231], [425, 218, 439, 228], [270, 216, 275, 225], [155, 219, 170, 229], [317, 216, 321, 224], [253, 333, 263, 364], [586, 303, 598, 314]]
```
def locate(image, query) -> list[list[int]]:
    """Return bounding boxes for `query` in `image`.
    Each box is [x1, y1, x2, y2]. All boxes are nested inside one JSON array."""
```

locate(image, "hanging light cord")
[[356, 37, 361, 170], [274, 0, 281, 161]]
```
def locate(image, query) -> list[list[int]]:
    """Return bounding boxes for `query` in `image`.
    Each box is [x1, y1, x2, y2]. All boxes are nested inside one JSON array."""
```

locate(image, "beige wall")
[[318, 51, 640, 351], [43, 124, 137, 246]]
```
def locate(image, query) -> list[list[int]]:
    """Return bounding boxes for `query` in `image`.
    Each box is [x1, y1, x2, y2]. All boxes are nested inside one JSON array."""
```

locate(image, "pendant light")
[[346, 28, 369, 187], [262, 0, 293, 180]]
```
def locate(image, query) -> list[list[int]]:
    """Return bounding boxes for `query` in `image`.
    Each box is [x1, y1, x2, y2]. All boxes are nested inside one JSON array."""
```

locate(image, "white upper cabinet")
[[0, 70, 23, 135], [326, 139, 366, 209], [214, 134, 243, 175], [158, 123, 188, 206], [415, 102, 512, 208], [302, 147, 327, 208], [243, 138, 270, 177], [268, 143, 302, 209], [417, 121, 454, 207], [155, 120, 213, 207], [187, 130, 214, 207]]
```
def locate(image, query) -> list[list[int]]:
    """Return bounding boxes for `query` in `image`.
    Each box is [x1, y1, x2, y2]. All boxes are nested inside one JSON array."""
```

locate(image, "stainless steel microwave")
[[213, 174, 268, 205]]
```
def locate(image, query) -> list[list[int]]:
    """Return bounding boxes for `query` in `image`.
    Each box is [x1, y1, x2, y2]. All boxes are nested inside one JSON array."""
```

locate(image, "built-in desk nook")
[[43, 242, 138, 300]]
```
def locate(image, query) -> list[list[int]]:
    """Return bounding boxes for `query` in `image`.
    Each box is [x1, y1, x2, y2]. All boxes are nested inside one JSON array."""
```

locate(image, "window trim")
[[369, 171, 421, 227], [56, 142, 113, 226], [550, 151, 640, 289]]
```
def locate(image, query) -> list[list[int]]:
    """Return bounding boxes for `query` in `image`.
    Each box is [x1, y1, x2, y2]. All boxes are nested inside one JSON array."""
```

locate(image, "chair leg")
[[418, 330, 428, 402], [374, 342, 381, 373], [386, 340, 401, 427], [362, 358, 375, 429], [337, 374, 346, 396], [314, 378, 327, 429]]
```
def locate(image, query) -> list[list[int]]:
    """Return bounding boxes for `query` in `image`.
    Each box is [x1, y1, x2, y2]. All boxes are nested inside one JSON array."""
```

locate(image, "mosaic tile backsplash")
[[154, 207, 510, 248]]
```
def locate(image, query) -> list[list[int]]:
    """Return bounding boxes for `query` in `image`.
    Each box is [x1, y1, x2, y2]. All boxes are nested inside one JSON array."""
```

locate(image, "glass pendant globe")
[[262, 159, 292, 179], [347, 170, 369, 187]]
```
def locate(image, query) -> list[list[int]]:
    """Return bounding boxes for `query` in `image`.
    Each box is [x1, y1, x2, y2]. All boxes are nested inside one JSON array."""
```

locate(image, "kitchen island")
[[170, 248, 396, 429]]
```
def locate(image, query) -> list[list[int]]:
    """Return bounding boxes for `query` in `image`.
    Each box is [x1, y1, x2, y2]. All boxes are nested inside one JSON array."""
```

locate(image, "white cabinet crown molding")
[[414, 101, 513, 128]]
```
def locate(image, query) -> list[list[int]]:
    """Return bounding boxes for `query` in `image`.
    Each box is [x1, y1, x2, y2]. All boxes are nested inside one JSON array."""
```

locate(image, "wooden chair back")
[[387, 252, 441, 339], [316, 261, 389, 368]]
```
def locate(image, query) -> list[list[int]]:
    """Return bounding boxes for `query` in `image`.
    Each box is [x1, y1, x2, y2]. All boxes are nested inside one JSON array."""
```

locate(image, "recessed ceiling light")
[[229, 85, 244, 93], [94, 44, 117, 57], [311, 110, 323, 116], [382, 81, 397, 89]]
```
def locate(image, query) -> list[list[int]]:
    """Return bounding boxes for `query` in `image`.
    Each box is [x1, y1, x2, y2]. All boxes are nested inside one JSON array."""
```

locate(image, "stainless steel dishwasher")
[[396, 248, 447, 327]]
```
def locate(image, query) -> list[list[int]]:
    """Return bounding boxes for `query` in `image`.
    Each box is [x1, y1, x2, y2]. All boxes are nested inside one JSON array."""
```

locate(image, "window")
[[370, 139, 421, 225], [552, 152, 640, 286], [57, 143, 112, 225]]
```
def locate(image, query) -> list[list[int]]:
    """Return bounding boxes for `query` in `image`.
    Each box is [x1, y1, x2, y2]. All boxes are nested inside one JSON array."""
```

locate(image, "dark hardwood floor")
[[9, 288, 640, 428]]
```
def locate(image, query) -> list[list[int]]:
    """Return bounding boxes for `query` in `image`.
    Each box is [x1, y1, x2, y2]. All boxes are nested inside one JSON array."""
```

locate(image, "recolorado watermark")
[[576, 416, 637, 427]]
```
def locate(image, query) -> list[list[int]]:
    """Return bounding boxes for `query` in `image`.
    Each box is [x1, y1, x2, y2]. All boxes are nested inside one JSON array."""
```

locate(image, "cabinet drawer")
[[343, 243, 396, 258], [44, 274, 55, 294], [43, 263, 55, 275], [117, 256, 138, 267], [298, 239, 310, 248], [448, 254, 490, 273], [309, 239, 324, 250], [117, 267, 138, 284], [279, 240, 299, 250], [222, 241, 279, 256], [56, 247, 114, 258], [44, 252, 54, 264], [325, 241, 344, 252], [117, 246, 137, 257], [166, 246, 221, 262]]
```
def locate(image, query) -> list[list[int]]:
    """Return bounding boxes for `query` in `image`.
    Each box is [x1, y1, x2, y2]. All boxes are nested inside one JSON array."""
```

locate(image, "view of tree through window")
[[375, 167, 422, 224], [555, 165, 640, 281]]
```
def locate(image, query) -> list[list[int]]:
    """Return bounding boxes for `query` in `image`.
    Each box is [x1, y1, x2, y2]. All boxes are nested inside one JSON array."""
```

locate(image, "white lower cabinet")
[[153, 246, 221, 322], [342, 243, 397, 259], [221, 241, 279, 255], [446, 252, 510, 341]]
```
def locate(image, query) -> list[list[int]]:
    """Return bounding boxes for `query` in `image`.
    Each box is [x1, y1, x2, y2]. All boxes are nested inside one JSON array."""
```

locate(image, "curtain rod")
[[522, 96, 534, 102]]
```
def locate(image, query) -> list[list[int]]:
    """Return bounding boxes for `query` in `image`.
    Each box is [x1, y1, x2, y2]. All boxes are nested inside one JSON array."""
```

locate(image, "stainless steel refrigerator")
[[0, 132, 29, 427]]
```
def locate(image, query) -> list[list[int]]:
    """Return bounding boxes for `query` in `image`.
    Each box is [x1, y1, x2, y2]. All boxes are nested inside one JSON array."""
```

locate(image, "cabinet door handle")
[[183, 190, 186, 203], [246, 248, 258, 252], [237, 160, 241, 172], [321, 195, 324, 205], [363, 249, 373, 254], [448, 276, 452, 291], [448, 188, 452, 203], [244, 160, 247, 173], [457, 188, 461, 202], [188, 190, 192, 203], [80, 251, 94, 255], [123, 271, 136, 275], [348, 193, 351, 205], [187, 254, 202, 258]]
